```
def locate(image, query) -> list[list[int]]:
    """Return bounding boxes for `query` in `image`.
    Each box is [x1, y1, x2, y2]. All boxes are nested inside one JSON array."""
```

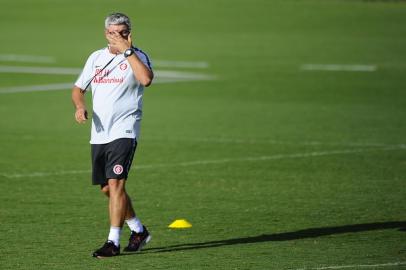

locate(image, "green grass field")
[[1, 0, 406, 269]]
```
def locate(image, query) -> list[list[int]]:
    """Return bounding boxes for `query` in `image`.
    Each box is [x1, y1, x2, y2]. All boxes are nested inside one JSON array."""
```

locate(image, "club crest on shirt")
[[120, 63, 128, 70], [113, 164, 124, 175]]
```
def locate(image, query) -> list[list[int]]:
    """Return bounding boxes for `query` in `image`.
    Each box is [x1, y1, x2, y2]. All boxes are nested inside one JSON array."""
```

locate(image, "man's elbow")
[[142, 79, 152, 87], [140, 73, 154, 87]]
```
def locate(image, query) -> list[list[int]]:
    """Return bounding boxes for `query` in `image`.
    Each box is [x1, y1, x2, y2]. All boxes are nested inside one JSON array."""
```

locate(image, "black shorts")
[[91, 138, 137, 186]]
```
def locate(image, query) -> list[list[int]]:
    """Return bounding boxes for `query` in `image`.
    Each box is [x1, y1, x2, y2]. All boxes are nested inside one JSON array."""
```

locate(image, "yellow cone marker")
[[168, 219, 192, 229]]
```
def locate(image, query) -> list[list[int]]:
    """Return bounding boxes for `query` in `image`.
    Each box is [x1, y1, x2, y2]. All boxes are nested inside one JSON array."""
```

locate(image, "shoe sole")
[[93, 252, 120, 259], [95, 255, 116, 259]]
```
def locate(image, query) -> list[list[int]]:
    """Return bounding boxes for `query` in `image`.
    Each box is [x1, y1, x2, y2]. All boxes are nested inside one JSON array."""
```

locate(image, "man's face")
[[105, 24, 130, 41]]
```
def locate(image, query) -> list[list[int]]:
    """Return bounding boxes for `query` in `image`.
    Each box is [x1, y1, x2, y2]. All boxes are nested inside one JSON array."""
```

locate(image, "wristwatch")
[[124, 48, 134, 58]]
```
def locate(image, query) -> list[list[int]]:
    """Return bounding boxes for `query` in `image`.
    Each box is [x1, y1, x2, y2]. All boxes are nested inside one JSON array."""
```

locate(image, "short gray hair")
[[105, 12, 131, 30]]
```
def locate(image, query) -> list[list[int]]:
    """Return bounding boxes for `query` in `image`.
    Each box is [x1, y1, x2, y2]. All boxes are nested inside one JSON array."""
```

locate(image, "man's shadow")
[[123, 221, 405, 254]]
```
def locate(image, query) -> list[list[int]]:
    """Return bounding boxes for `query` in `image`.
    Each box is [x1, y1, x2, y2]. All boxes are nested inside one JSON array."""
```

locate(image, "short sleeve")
[[74, 52, 97, 91]]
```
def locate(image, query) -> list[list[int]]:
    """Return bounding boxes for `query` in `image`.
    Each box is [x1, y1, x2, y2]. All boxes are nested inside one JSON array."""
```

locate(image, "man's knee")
[[108, 179, 126, 194]]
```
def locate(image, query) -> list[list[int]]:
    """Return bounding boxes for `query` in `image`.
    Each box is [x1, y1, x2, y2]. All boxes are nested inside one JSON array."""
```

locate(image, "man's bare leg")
[[107, 178, 127, 227], [101, 180, 151, 252], [101, 184, 136, 220], [105, 178, 127, 248]]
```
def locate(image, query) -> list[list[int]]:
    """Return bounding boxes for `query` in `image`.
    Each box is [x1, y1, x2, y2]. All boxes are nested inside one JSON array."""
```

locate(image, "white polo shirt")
[[75, 47, 152, 144]]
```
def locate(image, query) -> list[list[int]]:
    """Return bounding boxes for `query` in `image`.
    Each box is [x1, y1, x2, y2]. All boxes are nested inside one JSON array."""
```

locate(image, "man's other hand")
[[75, 108, 88, 124]]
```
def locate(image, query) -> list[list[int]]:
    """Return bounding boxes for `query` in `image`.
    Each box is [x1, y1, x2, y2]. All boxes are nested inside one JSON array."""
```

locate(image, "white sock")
[[107, 226, 122, 247], [126, 217, 144, 233]]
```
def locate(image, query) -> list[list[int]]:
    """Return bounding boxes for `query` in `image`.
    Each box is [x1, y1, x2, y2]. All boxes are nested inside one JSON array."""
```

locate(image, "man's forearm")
[[72, 86, 87, 109], [72, 86, 88, 123], [127, 54, 154, 87]]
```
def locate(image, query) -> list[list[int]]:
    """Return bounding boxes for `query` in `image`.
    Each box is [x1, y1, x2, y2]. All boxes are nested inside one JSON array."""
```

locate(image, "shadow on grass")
[[124, 221, 405, 255]]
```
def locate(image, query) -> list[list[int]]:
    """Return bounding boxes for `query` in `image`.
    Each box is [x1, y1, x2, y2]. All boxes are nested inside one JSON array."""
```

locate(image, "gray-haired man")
[[71, 12, 153, 258]]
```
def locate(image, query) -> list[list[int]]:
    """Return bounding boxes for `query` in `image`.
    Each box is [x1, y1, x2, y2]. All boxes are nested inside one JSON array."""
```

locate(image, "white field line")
[[153, 60, 209, 69], [1, 145, 404, 179], [301, 64, 377, 72], [154, 70, 215, 83], [296, 261, 406, 270], [0, 54, 56, 64], [0, 69, 215, 94], [0, 83, 74, 94], [0, 65, 81, 75]]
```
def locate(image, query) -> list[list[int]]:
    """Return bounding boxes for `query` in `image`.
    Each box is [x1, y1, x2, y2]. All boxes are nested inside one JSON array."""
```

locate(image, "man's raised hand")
[[107, 31, 132, 53]]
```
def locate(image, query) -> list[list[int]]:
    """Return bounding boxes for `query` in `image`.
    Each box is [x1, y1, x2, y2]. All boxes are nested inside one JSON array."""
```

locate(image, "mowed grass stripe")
[[2, 145, 404, 178]]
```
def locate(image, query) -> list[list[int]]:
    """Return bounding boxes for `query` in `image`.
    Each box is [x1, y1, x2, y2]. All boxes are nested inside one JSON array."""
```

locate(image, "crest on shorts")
[[113, 164, 124, 175]]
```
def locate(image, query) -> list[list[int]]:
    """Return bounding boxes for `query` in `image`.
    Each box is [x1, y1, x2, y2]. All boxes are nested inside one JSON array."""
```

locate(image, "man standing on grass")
[[71, 12, 153, 258]]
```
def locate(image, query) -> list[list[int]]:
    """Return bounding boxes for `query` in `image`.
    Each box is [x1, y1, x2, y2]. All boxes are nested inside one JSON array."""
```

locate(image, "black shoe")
[[123, 226, 151, 252], [92, 241, 120, 258]]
